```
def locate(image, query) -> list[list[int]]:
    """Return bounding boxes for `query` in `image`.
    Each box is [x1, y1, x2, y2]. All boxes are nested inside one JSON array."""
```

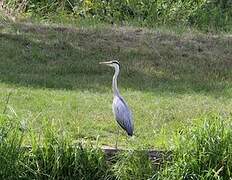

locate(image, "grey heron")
[[99, 60, 134, 142]]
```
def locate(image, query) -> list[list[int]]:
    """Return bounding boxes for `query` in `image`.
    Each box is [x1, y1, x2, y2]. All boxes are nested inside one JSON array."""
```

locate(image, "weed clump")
[[0, 115, 111, 180], [157, 115, 232, 179]]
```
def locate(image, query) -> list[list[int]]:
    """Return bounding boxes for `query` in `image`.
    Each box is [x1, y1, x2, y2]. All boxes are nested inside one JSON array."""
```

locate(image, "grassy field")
[[1, 12, 232, 151], [1, 11, 232, 179]]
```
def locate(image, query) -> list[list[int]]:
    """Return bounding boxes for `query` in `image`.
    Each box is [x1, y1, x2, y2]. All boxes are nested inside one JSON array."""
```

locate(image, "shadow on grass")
[[0, 22, 232, 97]]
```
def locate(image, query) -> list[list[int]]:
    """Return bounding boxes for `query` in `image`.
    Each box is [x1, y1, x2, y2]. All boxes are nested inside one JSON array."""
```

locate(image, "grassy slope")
[[1, 12, 232, 149]]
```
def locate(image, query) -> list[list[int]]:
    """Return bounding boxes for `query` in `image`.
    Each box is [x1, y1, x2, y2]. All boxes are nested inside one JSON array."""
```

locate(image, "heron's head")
[[99, 60, 120, 68]]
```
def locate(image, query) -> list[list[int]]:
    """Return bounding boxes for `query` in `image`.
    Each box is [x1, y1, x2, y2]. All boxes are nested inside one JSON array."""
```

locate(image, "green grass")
[[0, 106, 231, 179], [1, 11, 232, 152], [0, 115, 112, 179], [156, 115, 232, 179]]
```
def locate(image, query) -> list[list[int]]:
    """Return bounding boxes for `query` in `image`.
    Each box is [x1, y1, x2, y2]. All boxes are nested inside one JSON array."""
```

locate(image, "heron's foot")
[[128, 135, 135, 140]]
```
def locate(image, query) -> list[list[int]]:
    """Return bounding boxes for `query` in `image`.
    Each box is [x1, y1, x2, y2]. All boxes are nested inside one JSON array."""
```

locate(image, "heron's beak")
[[99, 61, 112, 66]]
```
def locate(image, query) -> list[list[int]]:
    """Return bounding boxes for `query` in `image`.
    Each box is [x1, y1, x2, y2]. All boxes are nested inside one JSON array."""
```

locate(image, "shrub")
[[2, 0, 232, 30]]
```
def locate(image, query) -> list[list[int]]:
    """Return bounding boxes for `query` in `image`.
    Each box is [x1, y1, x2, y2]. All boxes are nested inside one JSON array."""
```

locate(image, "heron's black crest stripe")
[[112, 61, 120, 67]]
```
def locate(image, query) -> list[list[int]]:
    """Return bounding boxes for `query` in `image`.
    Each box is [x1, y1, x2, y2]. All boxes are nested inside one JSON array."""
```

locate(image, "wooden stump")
[[102, 146, 170, 165]]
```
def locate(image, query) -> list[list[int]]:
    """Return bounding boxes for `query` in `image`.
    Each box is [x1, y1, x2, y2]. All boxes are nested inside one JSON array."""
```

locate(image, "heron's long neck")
[[112, 65, 120, 96]]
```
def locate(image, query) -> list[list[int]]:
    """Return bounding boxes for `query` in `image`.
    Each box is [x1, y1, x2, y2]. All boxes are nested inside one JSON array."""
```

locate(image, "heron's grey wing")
[[113, 96, 133, 136]]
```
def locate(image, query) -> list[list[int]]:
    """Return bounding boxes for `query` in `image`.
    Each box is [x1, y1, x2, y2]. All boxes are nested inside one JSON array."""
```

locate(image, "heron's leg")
[[126, 135, 129, 146], [115, 127, 120, 149], [126, 135, 135, 149]]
